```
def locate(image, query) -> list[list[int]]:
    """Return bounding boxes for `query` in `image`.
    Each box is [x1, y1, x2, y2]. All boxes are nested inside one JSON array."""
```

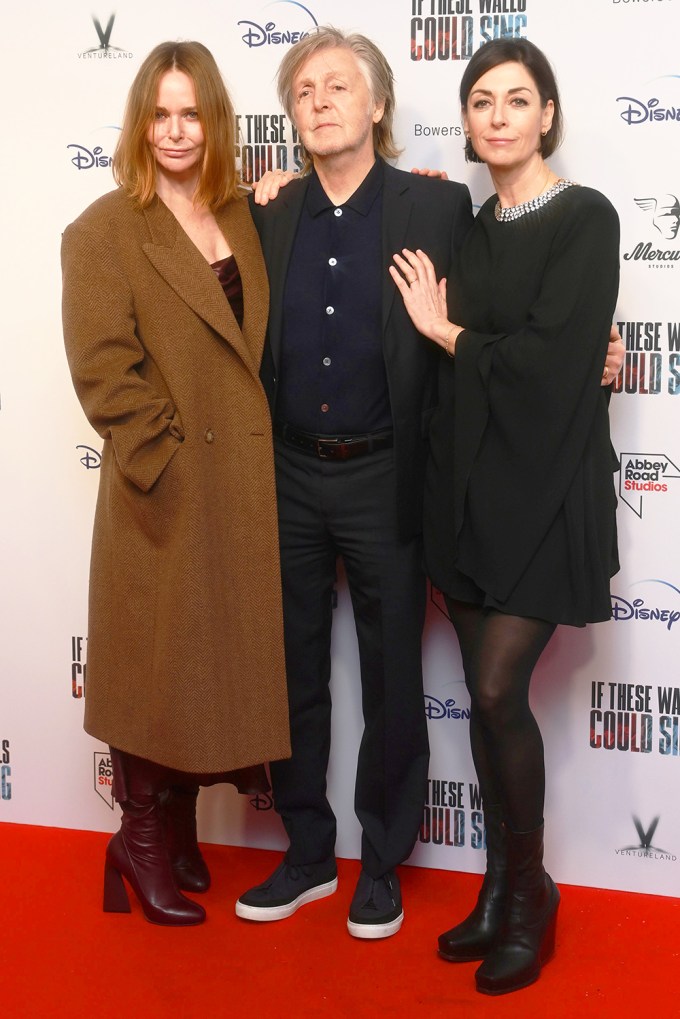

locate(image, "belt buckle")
[[317, 437, 352, 460], [316, 438, 334, 459]]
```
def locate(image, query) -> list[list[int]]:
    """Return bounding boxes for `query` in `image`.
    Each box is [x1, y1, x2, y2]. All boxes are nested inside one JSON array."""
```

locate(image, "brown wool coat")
[[62, 188, 290, 773]]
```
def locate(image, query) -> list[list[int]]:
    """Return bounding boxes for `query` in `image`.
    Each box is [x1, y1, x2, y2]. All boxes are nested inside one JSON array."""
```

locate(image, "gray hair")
[[276, 26, 402, 174]]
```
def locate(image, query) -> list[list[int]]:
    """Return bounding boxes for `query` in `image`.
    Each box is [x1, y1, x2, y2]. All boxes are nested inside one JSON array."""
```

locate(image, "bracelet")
[[444, 325, 456, 359]]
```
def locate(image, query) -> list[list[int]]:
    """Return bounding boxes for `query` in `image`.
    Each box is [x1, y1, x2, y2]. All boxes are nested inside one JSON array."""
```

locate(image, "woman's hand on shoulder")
[[252, 169, 296, 205]]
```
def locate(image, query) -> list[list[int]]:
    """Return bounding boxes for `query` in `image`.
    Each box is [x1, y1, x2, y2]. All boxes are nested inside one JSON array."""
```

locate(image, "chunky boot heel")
[[475, 825, 560, 996], [103, 858, 131, 913], [438, 805, 506, 962], [103, 749, 206, 927]]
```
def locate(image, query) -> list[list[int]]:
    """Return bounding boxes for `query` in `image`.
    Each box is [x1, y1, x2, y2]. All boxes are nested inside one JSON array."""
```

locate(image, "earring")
[[541, 129, 547, 137]]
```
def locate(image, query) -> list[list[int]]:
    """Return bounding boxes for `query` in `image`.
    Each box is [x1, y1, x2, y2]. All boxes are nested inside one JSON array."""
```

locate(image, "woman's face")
[[147, 69, 205, 181], [463, 61, 553, 173]]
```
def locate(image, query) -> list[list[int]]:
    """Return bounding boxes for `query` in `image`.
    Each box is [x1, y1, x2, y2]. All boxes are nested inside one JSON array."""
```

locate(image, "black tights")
[[445, 598, 556, 833]]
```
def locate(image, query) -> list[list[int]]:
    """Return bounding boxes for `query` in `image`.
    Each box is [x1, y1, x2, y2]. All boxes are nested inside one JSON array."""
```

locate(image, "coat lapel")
[[141, 196, 258, 375], [381, 165, 414, 335]]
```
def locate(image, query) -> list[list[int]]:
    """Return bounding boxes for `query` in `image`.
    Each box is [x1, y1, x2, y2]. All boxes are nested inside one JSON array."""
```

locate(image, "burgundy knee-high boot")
[[438, 804, 507, 961], [163, 784, 211, 893], [103, 749, 206, 926], [475, 824, 559, 995]]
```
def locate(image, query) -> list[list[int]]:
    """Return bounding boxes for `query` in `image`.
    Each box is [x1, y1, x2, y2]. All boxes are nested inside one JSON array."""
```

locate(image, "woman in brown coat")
[[62, 42, 290, 926]]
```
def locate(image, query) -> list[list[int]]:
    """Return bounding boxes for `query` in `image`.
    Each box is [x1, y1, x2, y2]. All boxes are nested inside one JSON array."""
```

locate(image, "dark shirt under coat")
[[276, 160, 390, 436]]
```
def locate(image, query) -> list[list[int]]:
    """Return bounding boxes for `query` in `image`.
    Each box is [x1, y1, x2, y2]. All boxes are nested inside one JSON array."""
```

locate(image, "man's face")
[[291, 46, 384, 165]]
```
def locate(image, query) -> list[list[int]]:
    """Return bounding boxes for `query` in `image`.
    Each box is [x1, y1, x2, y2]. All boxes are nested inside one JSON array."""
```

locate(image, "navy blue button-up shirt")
[[276, 159, 391, 435]]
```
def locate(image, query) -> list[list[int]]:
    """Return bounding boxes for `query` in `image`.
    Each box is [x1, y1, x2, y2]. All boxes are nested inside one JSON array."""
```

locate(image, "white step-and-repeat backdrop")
[[1, 0, 678, 897]]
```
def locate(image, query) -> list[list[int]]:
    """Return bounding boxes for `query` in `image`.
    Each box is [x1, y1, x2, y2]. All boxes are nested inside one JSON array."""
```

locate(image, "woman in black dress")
[[391, 39, 619, 995]]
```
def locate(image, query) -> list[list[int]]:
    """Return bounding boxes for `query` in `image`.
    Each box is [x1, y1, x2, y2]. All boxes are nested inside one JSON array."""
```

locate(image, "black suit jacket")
[[250, 161, 474, 540]]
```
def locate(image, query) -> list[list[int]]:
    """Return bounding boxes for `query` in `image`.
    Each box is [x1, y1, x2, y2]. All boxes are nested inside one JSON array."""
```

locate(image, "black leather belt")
[[274, 422, 394, 461]]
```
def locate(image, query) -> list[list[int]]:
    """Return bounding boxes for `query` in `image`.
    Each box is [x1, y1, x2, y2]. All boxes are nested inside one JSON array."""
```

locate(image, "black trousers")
[[270, 440, 430, 879]]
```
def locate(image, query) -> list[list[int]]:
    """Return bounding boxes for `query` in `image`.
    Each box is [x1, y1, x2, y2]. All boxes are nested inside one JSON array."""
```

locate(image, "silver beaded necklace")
[[494, 178, 576, 223]]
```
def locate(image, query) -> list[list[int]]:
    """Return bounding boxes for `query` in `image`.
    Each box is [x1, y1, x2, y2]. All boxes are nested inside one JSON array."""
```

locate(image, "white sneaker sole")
[[347, 909, 404, 940], [235, 877, 338, 922]]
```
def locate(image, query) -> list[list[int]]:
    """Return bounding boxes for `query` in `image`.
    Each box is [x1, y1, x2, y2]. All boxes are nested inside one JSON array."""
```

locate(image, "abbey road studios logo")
[[619, 452, 680, 516], [78, 14, 133, 59], [94, 752, 115, 809]]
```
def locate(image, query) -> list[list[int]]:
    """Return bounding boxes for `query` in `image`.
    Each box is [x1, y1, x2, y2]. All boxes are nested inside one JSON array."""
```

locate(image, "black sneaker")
[[347, 869, 404, 939], [235, 857, 338, 921]]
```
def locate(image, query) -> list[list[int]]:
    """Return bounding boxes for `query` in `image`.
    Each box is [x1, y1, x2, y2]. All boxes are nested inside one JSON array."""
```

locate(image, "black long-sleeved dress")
[[424, 183, 620, 626]]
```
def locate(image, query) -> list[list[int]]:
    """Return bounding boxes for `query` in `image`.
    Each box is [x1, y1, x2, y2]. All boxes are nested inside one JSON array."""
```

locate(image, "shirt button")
[[328, 257, 337, 266], [322, 357, 331, 366], [321, 403, 330, 413], [326, 306, 334, 315], [334, 208, 342, 218], [204, 429, 214, 443]]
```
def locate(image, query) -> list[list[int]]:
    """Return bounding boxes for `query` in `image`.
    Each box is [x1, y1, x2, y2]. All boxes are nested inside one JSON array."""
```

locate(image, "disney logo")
[[76, 445, 101, 469], [610, 595, 680, 630], [424, 695, 470, 721], [237, 20, 313, 47], [249, 792, 273, 811], [67, 144, 112, 170], [616, 96, 680, 126]]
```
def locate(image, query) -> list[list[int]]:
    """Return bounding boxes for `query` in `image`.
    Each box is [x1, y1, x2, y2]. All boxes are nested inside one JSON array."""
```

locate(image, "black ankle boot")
[[163, 784, 211, 893], [104, 749, 206, 926], [475, 824, 559, 995], [438, 804, 506, 962]]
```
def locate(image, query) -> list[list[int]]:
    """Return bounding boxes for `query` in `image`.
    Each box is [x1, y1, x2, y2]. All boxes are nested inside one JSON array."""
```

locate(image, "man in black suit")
[[234, 26, 474, 940]]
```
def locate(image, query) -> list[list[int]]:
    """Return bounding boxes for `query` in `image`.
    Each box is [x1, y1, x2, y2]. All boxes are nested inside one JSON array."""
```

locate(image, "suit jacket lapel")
[[260, 179, 309, 374], [141, 196, 258, 375], [381, 165, 414, 335]]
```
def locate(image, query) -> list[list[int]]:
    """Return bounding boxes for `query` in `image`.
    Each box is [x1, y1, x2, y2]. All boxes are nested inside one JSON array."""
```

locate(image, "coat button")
[[205, 429, 214, 443]]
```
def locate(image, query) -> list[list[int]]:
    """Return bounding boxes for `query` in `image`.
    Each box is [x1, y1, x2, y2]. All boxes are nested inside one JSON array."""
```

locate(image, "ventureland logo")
[[77, 14, 133, 59], [615, 816, 676, 862]]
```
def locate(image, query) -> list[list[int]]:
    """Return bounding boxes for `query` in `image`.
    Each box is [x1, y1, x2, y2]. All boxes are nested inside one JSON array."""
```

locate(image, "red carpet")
[[1, 823, 677, 1017]]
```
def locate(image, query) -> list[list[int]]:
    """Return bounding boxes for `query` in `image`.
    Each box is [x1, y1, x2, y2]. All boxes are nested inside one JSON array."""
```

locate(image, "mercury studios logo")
[[623, 191, 680, 268], [238, 1, 318, 48], [94, 752, 114, 809], [1, 740, 11, 802], [77, 14, 133, 59], [619, 451, 680, 516], [616, 76, 680, 126], [611, 579, 680, 631], [616, 816, 676, 862]]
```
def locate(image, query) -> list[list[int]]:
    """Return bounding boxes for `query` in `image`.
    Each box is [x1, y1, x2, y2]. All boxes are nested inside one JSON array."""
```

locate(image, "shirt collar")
[[306, 156, 384, 218]]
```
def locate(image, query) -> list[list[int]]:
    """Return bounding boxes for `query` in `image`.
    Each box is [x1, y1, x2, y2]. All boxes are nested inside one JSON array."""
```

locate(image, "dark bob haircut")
[[459, 39, 563, 164]]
